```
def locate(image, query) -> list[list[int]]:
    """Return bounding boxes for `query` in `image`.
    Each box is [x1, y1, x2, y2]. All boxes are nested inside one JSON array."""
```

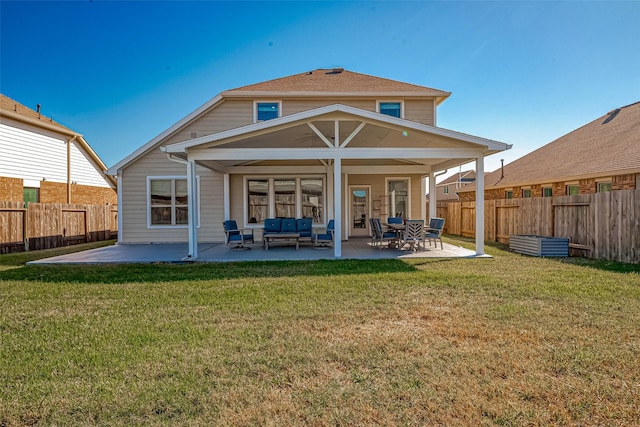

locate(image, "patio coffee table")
[[264, 233, 300, 250]]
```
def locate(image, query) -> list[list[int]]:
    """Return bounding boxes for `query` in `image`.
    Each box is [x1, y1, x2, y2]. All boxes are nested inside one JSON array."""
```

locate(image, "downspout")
[[67, 136, 78, 203], [429, 169, 448, 220]]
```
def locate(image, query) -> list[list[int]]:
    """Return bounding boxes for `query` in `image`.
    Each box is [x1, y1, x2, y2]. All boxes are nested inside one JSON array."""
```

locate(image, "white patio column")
[[187, 160, 199, 260], [429, 170, 437, 220], [116, 171, 123, 244], [421, 177, 427, 221], [475, 155, 485, 256], [333, 157, 342, 257], [223, 173, 230, 220]]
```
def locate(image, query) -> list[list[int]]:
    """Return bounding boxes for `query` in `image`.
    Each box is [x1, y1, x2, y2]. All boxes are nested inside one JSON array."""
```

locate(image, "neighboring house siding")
[[0, 122, 68, 184], [1, 118, 116, 204], [69, 141, 112, 188], [458, 173, 640, 202]]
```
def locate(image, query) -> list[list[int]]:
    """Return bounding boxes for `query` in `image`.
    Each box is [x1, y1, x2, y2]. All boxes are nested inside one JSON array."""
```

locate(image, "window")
[[543, 187, 553, 197], [443, 186, 449, 194], [246, 177, 325, 224], [387, 179, 409, 217], [247, 179, 268, 223], [23, 187, 39, 204], [522, 189, 531, 198], [597, 182, 612, 193], [274, 179, 296, 218], [505, 190, 513, 199], [148, 177, 198, 227], [301, 178, 323, 223], [566, 185, 579, 196], [256, 102, 280, 121], [379, 102, 402, 118]]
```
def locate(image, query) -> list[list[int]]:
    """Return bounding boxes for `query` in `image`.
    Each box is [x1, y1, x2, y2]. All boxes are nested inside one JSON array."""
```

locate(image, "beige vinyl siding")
[[163, 100, 254, 146], [283, 99, 376, 116], [120, 148, 225, 243], [403, 100, 435, 126]]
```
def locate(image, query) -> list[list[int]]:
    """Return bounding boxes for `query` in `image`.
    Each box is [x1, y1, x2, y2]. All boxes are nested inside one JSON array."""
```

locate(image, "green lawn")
[[1, 239, 639, 426]]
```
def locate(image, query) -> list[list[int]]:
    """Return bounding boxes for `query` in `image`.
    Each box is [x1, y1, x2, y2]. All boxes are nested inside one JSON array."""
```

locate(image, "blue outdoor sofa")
[[262, 218, 313, 247]]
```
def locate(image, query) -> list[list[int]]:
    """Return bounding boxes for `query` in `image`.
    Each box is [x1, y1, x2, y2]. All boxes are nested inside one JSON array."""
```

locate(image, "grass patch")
[[1, 241, 639, 425]]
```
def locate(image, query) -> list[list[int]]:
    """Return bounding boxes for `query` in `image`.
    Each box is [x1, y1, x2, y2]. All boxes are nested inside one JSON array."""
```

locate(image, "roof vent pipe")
[[36, 104, 41, 119], [500, 159, 504, 180]]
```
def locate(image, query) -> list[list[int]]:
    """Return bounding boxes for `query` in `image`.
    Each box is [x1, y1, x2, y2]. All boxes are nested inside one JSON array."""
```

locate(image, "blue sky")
[[2, 1, 639, 178]]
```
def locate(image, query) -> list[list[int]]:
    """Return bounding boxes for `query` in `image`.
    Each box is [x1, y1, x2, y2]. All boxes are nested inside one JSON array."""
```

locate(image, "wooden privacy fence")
[[0, 202, 118, 254], [428, 189, 639, 263]]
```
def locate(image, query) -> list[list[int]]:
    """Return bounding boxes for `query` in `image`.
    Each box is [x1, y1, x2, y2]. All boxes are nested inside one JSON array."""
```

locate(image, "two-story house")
[[107, 69, 511, 259], [0, 94, 117, 205]]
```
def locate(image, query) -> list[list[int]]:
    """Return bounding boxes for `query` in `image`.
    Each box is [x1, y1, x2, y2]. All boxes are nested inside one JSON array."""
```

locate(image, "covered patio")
[[28, 238, 480, 265], [159, 104, 510, 261]]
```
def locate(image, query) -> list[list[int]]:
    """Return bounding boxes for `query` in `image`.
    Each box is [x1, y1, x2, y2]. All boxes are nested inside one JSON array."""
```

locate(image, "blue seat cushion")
[[297, 218, 312, 237], [382, 232, 397, 238], [314, 233, 332, 241], [264, 218, 282, 233], [281, 218, 297, 233], [388, 217, 403, 224]]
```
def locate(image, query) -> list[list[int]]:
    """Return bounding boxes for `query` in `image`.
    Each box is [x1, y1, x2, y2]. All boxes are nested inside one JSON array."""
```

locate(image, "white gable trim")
[[164, 104, 511, 154]]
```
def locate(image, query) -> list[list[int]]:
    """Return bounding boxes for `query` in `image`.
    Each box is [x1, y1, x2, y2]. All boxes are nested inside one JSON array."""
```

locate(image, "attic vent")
[[190, 131, 197, 138], [603, 108, 620, 124], [332, 67, 344, 73]]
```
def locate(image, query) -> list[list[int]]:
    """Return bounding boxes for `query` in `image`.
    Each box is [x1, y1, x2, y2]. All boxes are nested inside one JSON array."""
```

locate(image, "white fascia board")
[[106, 94, 223, 175], [187, 147, 484, 162], [221, 90, 451, 98]]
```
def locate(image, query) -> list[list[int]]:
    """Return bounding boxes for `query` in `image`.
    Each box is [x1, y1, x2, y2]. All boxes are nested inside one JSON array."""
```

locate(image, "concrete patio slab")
[[28, 238, 483, 265]]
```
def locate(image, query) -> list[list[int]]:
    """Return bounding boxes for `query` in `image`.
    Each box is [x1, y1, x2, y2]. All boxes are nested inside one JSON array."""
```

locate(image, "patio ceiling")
[[162, 104, 511, 174]]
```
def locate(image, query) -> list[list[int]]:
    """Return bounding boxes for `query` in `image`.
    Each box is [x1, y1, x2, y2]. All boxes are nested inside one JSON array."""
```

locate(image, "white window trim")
[[146, 175, 200, 229], [253, 100, 282, 123], [377, 100, 404, 119], [243, 175, 326, 227], [385, 177, 411, 218]]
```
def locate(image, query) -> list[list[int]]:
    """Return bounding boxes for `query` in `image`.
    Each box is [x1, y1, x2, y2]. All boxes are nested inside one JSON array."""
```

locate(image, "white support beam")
[[340, 122, 366, 148], [186, 160, 199, 260], [117, 172, 123, 244], [421, 177, 427, 222], [333, 158, 342, 257], [429, 170, 437, 220], [223, 173, 230, 221], [307, 122, 334, 148], [188, 147, 484, 162], [475, 155, 485, 256], [334, 120, 340, 147]]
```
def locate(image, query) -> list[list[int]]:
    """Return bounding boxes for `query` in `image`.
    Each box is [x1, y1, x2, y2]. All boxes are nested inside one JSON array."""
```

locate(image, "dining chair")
[[402, 219, 425, 251], [425, 217, 445, 249], [370, 218, 398, 249]]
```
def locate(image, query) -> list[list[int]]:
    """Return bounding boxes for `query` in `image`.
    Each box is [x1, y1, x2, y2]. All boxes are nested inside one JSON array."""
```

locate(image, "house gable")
[[108, 69, 451, 175]]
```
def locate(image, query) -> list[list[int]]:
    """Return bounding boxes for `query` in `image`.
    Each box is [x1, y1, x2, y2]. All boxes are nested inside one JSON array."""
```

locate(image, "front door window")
[[350, 187, 369, 237]]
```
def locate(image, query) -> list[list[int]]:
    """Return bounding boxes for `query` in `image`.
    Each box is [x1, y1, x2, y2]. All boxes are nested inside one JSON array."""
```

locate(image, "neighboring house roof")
[[0, 94, 116, 187], [223, 68, 451, 102], [460, 101, 640, 192], [437, 170, 476, 187], [426, 170, 476, 200]]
